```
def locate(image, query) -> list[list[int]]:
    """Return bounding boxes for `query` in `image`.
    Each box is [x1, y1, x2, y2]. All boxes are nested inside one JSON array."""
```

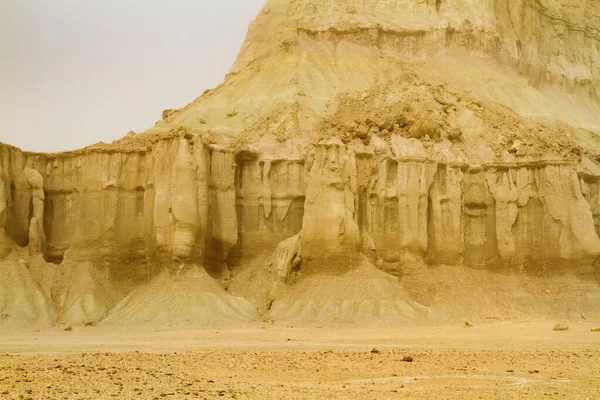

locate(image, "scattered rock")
[[528, 370, 540, 374], [226, 110, 238, 117], [64, 326, 73, 332], [162, 109, 177, 121], [342, 120, 358, 132], [396, 114, 408, 128], [371, 348, 380, 354], [356, 124, 369, 139], [445, 126, 462, 140], [464, 320, 474, 328], [366, 116, 385, 128], [237, 145, 260, 159], [408, 116, 438, 139], [553, 324, 569, 332], [591, 328, 600, 332], [402, 356, 413, 362], [380, 119, 394, 131]]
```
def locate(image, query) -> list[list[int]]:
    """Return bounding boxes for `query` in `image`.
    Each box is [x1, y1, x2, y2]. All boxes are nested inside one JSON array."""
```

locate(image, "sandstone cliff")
[[1, 0, 600, 330]]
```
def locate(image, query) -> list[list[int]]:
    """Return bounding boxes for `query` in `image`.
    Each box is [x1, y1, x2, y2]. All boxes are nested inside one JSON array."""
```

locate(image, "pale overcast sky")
[[0, 0, 265, 152]]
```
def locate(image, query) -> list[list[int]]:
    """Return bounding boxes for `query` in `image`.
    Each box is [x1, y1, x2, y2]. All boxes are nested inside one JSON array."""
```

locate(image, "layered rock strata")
[[2, 133, 598, 275], [2, 0, 600, 328]]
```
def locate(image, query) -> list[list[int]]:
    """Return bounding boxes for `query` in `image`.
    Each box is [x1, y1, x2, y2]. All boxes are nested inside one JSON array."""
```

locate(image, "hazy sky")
[[0, 0, 265, 152]]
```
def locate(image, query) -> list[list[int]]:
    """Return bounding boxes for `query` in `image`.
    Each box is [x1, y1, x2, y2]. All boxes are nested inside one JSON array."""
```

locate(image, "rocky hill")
[[1, 0, 600, 330]]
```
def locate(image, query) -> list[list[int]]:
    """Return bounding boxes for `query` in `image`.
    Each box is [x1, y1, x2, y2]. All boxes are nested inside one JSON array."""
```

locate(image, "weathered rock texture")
[[1, 0, 600, 329]]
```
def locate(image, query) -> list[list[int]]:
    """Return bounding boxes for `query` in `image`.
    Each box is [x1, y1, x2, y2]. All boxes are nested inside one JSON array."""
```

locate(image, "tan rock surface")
[[1, 0, 600, 330]]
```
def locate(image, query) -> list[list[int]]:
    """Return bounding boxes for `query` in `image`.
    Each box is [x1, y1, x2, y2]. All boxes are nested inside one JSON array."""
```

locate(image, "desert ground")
[[2, 1, 600, 399], [1, 321, 599, 399]]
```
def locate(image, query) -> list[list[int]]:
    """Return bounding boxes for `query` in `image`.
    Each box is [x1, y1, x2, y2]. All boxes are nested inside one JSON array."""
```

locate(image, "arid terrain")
[[1, 321, 599, 399], [2, 0, 600, 398]]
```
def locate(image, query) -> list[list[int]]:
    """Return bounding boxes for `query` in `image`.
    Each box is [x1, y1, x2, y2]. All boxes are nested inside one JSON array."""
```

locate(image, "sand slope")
[[0, 256, 57, 331], [270, 260, 428, 325], [100, 267, 260, 329]]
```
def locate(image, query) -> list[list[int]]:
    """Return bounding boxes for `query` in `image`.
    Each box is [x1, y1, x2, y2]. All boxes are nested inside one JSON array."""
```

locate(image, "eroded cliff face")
[[0, 138, 257, 329], [1, 0, 600, 330], [232, 0, 600, 101], [4, 119, 600, 328]]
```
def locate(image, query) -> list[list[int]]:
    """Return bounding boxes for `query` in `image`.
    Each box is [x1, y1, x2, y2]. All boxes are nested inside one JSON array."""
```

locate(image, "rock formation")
[[1, 0, 600, 330]]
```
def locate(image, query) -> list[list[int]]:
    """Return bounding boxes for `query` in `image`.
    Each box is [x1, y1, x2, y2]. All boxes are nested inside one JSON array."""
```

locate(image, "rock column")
[[25, 167, 45, 256], [301, 139, 360, 267]]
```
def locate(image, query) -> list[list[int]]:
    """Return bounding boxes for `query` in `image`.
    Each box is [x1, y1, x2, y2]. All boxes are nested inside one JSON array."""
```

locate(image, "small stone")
[[356, 124, 370, 139], [528, 370, 540, 374], [464, 320, 474, 328], [162, 109, 177, 120], [553, 324, 569, 332], [64, 326, 73, 332], [342, 120, 358, 132], [402, 356, 413, 362], [380, 119, 394, 131], [408, 116, 438, 139], [396, 114, 408, 128], [366, 116, 385, 128], [445, 126, 462, 140], [371, 348, 380, 354]]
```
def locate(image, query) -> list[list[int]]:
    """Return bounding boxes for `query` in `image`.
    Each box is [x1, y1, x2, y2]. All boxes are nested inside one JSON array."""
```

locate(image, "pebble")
[[553, 324, 569, 332]]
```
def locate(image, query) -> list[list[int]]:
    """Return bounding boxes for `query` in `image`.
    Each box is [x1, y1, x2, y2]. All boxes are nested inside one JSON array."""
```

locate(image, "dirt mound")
[[28, 255, 122, 327], [400, 264, 600, 322], [227, 255, 277, 315], [100, 267, 260, 330], [0, 257, 57, 331], [269, 259, 428, 326]]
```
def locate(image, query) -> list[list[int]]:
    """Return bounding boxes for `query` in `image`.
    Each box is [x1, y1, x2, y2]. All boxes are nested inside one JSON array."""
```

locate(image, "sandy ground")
[[0, 320, 599, 399]]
